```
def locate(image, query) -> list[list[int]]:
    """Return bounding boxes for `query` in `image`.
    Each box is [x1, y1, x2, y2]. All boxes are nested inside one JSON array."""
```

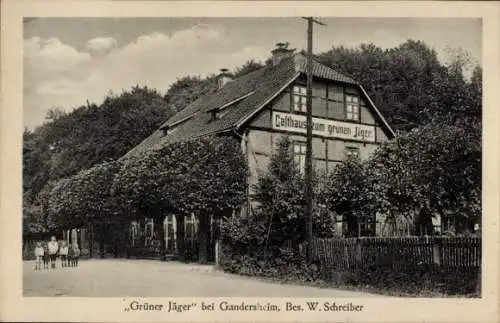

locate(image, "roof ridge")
[[291, 52, 358, 84]]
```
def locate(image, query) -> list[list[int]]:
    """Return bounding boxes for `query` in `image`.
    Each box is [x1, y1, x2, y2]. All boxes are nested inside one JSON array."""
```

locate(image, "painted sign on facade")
[[272, 111, 376, 142]]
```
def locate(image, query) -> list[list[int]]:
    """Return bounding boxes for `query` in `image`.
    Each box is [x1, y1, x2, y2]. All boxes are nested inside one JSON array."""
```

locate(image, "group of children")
[[34, 236, 81, 270]]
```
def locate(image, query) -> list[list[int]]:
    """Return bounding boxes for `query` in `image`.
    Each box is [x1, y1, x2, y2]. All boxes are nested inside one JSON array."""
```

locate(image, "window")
[[293, 141, 307, 173], [185, 214, 199, 244], [345, 146, 360, 159], [345, 95, 360, 121], [164, 215, 177, 252], [359, 216, 376, 237], [130, 221, 140, 247], [293, 85, 307, 112]]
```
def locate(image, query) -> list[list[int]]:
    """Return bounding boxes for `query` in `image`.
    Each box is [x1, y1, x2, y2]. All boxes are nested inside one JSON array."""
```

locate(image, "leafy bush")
[[249, 136, 335, 249], [219, 241, 479, 297]]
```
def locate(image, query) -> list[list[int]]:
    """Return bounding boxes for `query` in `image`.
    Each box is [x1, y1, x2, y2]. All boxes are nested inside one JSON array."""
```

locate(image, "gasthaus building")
[[123, 45, 396, 257]]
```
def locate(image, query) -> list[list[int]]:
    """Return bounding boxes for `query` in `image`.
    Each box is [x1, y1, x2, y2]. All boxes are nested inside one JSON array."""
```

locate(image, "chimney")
[[271, 42, 295, 66], [218, 68, 233, 89]]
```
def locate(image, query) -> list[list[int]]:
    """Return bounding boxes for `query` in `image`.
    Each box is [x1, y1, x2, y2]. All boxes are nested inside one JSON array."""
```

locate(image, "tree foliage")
[[233, 60, 265, 78], [48, 161, 121, 228], [223, 136, 335, 253], [252, 136, 308, 245], [46, 135, 247, 231], [322, 117, 481, 237], [163, 76, 218, 113], [317, 40, 480, 133], [23, 86, 173, 205], [112, 136, 248, 220], [364, 120, 481, 234], [322, 157, 375, 237]]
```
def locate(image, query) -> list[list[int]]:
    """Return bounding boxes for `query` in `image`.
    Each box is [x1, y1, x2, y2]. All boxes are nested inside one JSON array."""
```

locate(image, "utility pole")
[[302, 17, 324, 260]]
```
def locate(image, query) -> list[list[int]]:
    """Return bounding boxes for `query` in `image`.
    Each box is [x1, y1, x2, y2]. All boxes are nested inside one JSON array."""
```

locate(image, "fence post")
[[432, 238, 442, 266], [344, 242, 350, 269], [355, 238, 362, 267], [215, 239, 220, 267]]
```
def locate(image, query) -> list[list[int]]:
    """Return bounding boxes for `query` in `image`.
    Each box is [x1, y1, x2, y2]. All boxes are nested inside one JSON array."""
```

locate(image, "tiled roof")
[[123, 53, 384, 158], [294, 53, 358, 85]]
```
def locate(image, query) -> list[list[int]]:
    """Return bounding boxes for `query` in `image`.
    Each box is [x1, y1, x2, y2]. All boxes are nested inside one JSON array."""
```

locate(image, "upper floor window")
[[293, 141, 307, 174], [345, 146, 360, 160], [345, 95, 360, 121], [293, 85, 307, 113]]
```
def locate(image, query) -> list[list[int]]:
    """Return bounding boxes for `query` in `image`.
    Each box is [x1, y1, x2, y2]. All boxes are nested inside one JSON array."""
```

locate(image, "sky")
[[23, 17, 482, 130]]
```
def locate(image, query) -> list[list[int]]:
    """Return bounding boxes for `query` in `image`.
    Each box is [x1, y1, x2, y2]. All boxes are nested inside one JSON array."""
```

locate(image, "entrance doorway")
[[163, 214, 217, 262]]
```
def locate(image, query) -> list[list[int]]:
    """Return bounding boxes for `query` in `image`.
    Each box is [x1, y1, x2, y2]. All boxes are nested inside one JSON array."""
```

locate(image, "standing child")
[[34, 242, 44, 271], [71, 242, 81, 267], [59, 241, 69, 268], [43, 242, 49, 269], [47, 236, 59, 269]]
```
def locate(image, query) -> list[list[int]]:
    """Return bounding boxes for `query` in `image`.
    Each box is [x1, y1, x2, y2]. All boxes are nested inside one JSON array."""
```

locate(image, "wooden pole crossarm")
[[301, 17, 326, 26]]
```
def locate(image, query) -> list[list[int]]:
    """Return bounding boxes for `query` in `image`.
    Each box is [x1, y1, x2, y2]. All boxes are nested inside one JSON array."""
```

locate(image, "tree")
[[49, 161, 121, 224], [317, 40, 451, 132], [112, 145, 183, 260], [44, 107, 67, 123], [365, 121, 481, 235], [164, 76, 218, 113], [186, 136, 248, 263], [23, 86, 176, 234], [48, 161, 122, 257], [252, 136, 335, 250], [233, 60, 265, 78], [23, 86, 173, 205], [322, 157, 375, 237], [112, 135, 248, 263]]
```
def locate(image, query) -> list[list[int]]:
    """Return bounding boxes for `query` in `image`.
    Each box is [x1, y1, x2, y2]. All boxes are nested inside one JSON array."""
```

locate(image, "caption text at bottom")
[[124, 300, 364, 313]]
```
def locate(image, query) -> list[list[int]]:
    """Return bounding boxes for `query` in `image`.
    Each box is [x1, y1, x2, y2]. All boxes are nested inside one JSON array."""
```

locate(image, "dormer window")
[[161, 112, 198, 135], [210, 107, 231, 121], [293, 85, 307, 112], [217, 110, 230, 119], [211, 109, 231, 121], [163, 126, 179, 136], [210, 110, 224, 121], [208, 91, 255, 122]]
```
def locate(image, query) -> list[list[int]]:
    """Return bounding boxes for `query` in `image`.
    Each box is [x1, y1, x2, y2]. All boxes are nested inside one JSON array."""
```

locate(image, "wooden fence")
[[310, 236, 481, 270]]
